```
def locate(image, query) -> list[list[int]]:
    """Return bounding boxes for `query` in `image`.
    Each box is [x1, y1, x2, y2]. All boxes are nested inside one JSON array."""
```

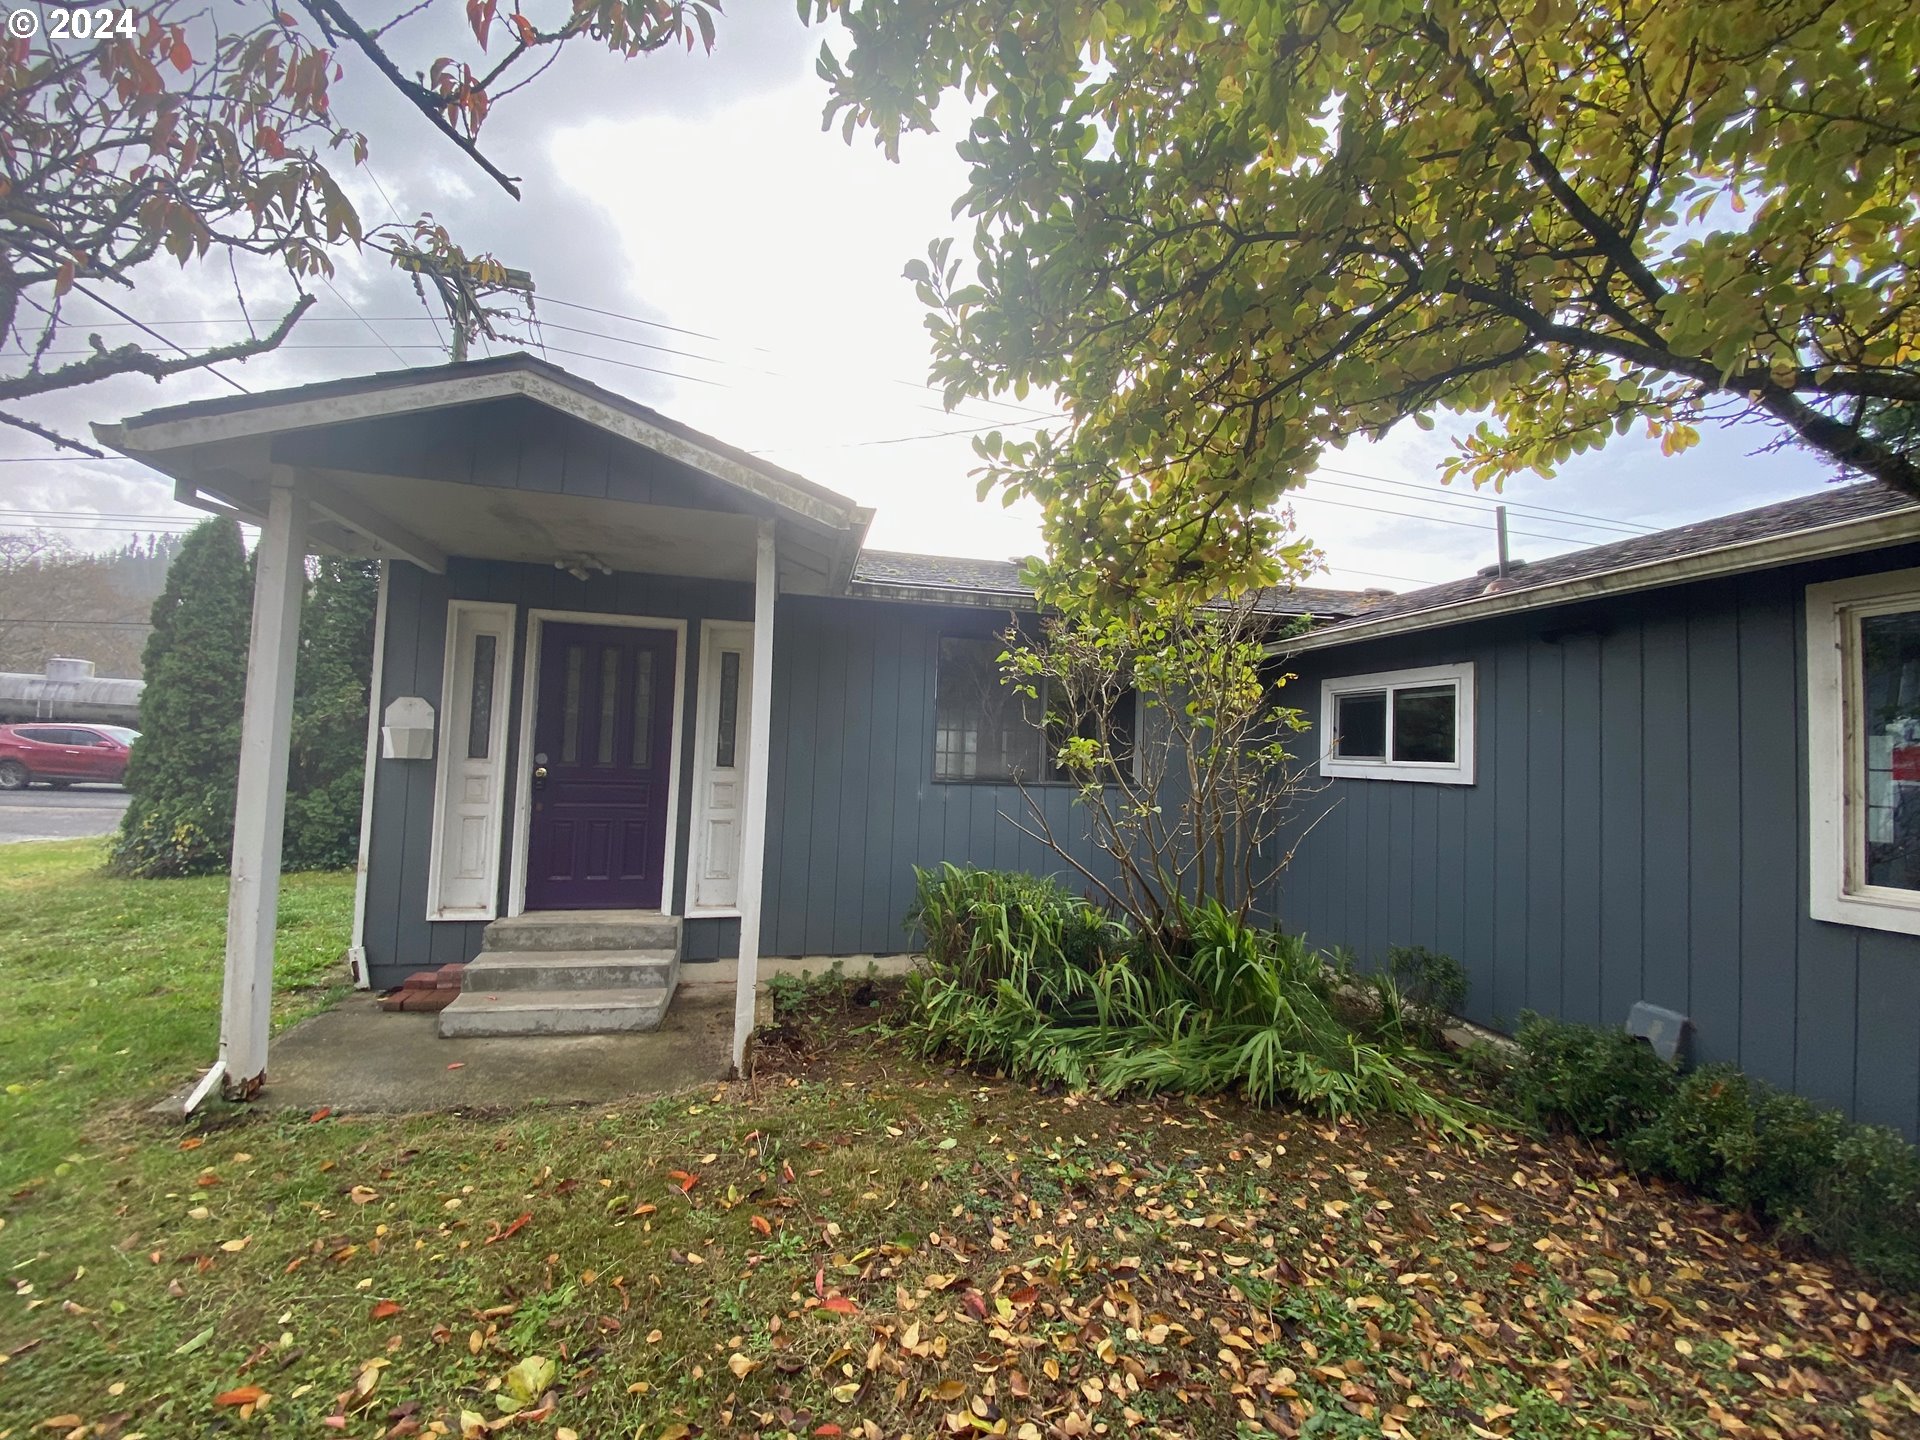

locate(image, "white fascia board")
[[1290, 509, 1920, 654]]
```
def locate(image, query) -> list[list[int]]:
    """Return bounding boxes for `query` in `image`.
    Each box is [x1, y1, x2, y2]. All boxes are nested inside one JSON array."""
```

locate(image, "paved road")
[[0, 787, 130, 844]]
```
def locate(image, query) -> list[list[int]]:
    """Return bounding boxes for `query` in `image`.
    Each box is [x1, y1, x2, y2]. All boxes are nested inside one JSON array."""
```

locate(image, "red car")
[[0, 724, 139, 790]]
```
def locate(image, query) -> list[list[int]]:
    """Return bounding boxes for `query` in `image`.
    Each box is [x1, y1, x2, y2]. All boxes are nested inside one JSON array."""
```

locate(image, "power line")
[[1288, 490, 1612, 547], [1313, 465, 1658, 534], [1302, 474, 1649, 539], [69, 283, 250, 395], [322, 277, 411, 368]]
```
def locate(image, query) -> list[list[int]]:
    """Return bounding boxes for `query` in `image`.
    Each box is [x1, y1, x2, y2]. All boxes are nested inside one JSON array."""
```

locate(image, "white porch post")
[[731, 519, 778, 1073], [219, 472, 309, 1097]]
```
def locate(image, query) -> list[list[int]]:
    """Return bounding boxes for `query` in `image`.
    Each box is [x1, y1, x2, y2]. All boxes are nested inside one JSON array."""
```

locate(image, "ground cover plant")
[[903, 865, 1474, 1133], [0, 838, 352, 1193], [4, 842, 1920, 1438]]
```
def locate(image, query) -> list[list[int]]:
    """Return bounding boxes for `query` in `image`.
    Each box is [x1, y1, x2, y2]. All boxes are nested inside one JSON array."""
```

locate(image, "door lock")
[[532, 765, 549, 790]]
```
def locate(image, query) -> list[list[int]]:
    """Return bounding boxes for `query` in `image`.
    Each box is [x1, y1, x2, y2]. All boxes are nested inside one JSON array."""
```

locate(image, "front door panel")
[[526, 623, 677, 910]]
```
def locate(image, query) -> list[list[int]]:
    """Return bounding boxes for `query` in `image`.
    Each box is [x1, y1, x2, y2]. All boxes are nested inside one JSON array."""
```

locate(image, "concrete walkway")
[[259, 980, 735, 1113]]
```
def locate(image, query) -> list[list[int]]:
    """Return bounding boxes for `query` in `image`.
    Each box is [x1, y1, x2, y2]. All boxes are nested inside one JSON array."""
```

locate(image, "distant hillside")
[[0, 531, 183, 679]]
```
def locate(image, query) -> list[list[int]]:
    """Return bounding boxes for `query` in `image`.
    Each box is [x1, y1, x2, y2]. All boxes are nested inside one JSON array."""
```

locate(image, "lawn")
[[0, 839, 354, 1193], [1, 845, 1918, 1439]]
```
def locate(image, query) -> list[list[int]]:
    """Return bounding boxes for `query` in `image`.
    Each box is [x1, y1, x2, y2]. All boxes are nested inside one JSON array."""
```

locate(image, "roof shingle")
[[1308, 481, 1920, 637], [850, 549, 1386, 618]]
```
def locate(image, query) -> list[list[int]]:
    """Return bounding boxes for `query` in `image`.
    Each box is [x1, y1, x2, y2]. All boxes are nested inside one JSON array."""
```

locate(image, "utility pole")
[[394, 248, 537, 364]]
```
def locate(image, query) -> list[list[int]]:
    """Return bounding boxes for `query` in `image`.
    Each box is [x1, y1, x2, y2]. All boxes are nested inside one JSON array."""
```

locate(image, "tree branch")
[[0, 294, 315, 403], [295, 0, 523, 199]]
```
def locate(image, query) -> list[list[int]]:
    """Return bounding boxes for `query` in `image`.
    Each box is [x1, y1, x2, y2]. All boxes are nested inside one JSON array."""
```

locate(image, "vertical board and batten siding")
[[1273, 543, 1920, 1137], [360, 557, 752, 985], [762, 596, 1118, 958], [362, 575, 1107, 981]]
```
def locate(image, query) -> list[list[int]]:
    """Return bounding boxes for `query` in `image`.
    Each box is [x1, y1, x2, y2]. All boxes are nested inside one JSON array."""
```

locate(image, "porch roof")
[[93, 354, 875, 594]]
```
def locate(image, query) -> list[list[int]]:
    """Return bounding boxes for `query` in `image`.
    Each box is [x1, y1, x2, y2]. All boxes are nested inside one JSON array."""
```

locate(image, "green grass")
[[0, 839, 353, 1193], [1, 843, 1917, 1438]]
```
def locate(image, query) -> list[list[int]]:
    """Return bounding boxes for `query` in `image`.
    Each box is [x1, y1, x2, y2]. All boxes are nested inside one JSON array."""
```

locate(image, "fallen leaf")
[[370, 1300, 402, 1321], [214, 1386, 266, 1407]]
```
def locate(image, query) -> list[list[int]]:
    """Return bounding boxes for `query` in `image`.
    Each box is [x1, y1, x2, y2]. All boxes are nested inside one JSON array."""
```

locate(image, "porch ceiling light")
[[554, 555, 614, 581]]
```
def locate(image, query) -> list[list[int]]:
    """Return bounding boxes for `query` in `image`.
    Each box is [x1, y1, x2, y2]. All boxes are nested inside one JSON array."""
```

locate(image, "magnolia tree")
[[2, 0, 717, 453], [813, 0, 1920, 606], [1000, 592, 1319, 953]]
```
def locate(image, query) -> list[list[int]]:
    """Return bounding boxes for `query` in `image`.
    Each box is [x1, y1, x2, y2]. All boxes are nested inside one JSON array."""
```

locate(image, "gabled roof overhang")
[[92, 354, 874, 593]]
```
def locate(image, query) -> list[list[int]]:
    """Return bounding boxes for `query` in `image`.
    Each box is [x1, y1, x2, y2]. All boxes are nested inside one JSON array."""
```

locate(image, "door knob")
[[532, 766, 549, 790]]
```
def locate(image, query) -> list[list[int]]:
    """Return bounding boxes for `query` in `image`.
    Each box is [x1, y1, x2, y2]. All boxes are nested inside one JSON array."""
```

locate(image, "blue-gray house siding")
[[360, 573, 1102, 985], [1273, 543, 1920, 1138]]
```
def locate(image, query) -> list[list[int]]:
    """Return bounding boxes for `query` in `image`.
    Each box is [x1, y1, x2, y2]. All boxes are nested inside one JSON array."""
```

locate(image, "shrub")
[[111, 517, 251, 878], [1387, 945, 1469, 1015], [1505, 1014, 1679, 1139], [1623, 1064, 1920, 1290], [903, 866, 1479, 1133]]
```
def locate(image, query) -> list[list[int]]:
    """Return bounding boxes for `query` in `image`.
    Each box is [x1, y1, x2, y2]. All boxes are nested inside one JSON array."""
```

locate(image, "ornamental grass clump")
[[903, 864, 1474, 1134]]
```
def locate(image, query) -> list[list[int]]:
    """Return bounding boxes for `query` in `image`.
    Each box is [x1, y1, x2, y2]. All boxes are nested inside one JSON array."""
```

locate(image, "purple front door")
[[525, 623, 678, 910]]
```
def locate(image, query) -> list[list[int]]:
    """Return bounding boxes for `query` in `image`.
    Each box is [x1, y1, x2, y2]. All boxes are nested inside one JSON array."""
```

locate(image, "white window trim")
[[1318, 661, 1476, 785], [425, 599, 517, 921], [505, 610, 688, 919], [1806, 567, 1920, 935]]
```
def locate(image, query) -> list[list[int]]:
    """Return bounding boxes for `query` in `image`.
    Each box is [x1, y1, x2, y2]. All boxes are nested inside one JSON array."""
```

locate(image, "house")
[[98, 355, 1920, 1138], [95, 355, 1370, 1092], [1270, 481, 1920, 1138]]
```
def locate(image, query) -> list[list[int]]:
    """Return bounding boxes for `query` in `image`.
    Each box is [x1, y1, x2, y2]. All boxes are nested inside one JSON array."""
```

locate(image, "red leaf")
[[821, 1296, 858, 1315], [168, 36, 193, 72], [215, 1385, 266, 1406], [483, 1212, 532, 1245], [751, 1214, 772, 1236], [667, 1170, 698, 1193], [308, 1107, 331, 1124], [814, 1428, 843, 1437], [370, 1300, 402, 1320]]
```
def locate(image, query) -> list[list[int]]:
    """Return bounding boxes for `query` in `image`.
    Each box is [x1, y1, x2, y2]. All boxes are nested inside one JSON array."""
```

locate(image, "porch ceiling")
[[320, 470, 764, 582]]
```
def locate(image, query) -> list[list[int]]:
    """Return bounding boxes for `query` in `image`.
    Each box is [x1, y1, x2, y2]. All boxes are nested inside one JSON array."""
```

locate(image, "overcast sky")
[[3, 0, 1837, 592]]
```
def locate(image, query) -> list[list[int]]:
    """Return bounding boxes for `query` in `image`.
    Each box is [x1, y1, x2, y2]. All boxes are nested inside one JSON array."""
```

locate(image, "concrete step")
[[482, 911, 681, 954], [437, 986, 672, 1038], [462, 949, 677, 993]]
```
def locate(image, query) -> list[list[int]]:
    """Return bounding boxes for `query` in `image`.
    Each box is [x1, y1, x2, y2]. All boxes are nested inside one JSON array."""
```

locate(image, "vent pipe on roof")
[[1495, 505, 1510, 580]]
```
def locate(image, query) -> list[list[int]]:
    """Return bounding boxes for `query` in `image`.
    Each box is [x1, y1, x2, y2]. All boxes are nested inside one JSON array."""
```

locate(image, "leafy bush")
[[1505, 1014, 1679, 1138], [903, 866, 1477, 1133], [1497, 1017, 1920, 1289], [1623, 1065, 1920, 1289], [1348, 945, 1471, 1046], [1387, 945, 1469, 1014]]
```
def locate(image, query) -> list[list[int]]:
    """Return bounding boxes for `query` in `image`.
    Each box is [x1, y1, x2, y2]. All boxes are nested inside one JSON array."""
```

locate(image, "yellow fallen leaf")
[[219, 1237, 249, 1253]]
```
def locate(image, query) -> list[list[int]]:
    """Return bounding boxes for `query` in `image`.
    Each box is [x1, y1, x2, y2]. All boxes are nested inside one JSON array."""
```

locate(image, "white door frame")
[[506, 609, 689, 918], [425, 599, 518, 921], [686, 619, 755, 917]]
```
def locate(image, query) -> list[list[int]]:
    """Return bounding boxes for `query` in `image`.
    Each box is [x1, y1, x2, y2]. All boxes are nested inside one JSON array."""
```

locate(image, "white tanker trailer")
[[0, 658, 144, 727]]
